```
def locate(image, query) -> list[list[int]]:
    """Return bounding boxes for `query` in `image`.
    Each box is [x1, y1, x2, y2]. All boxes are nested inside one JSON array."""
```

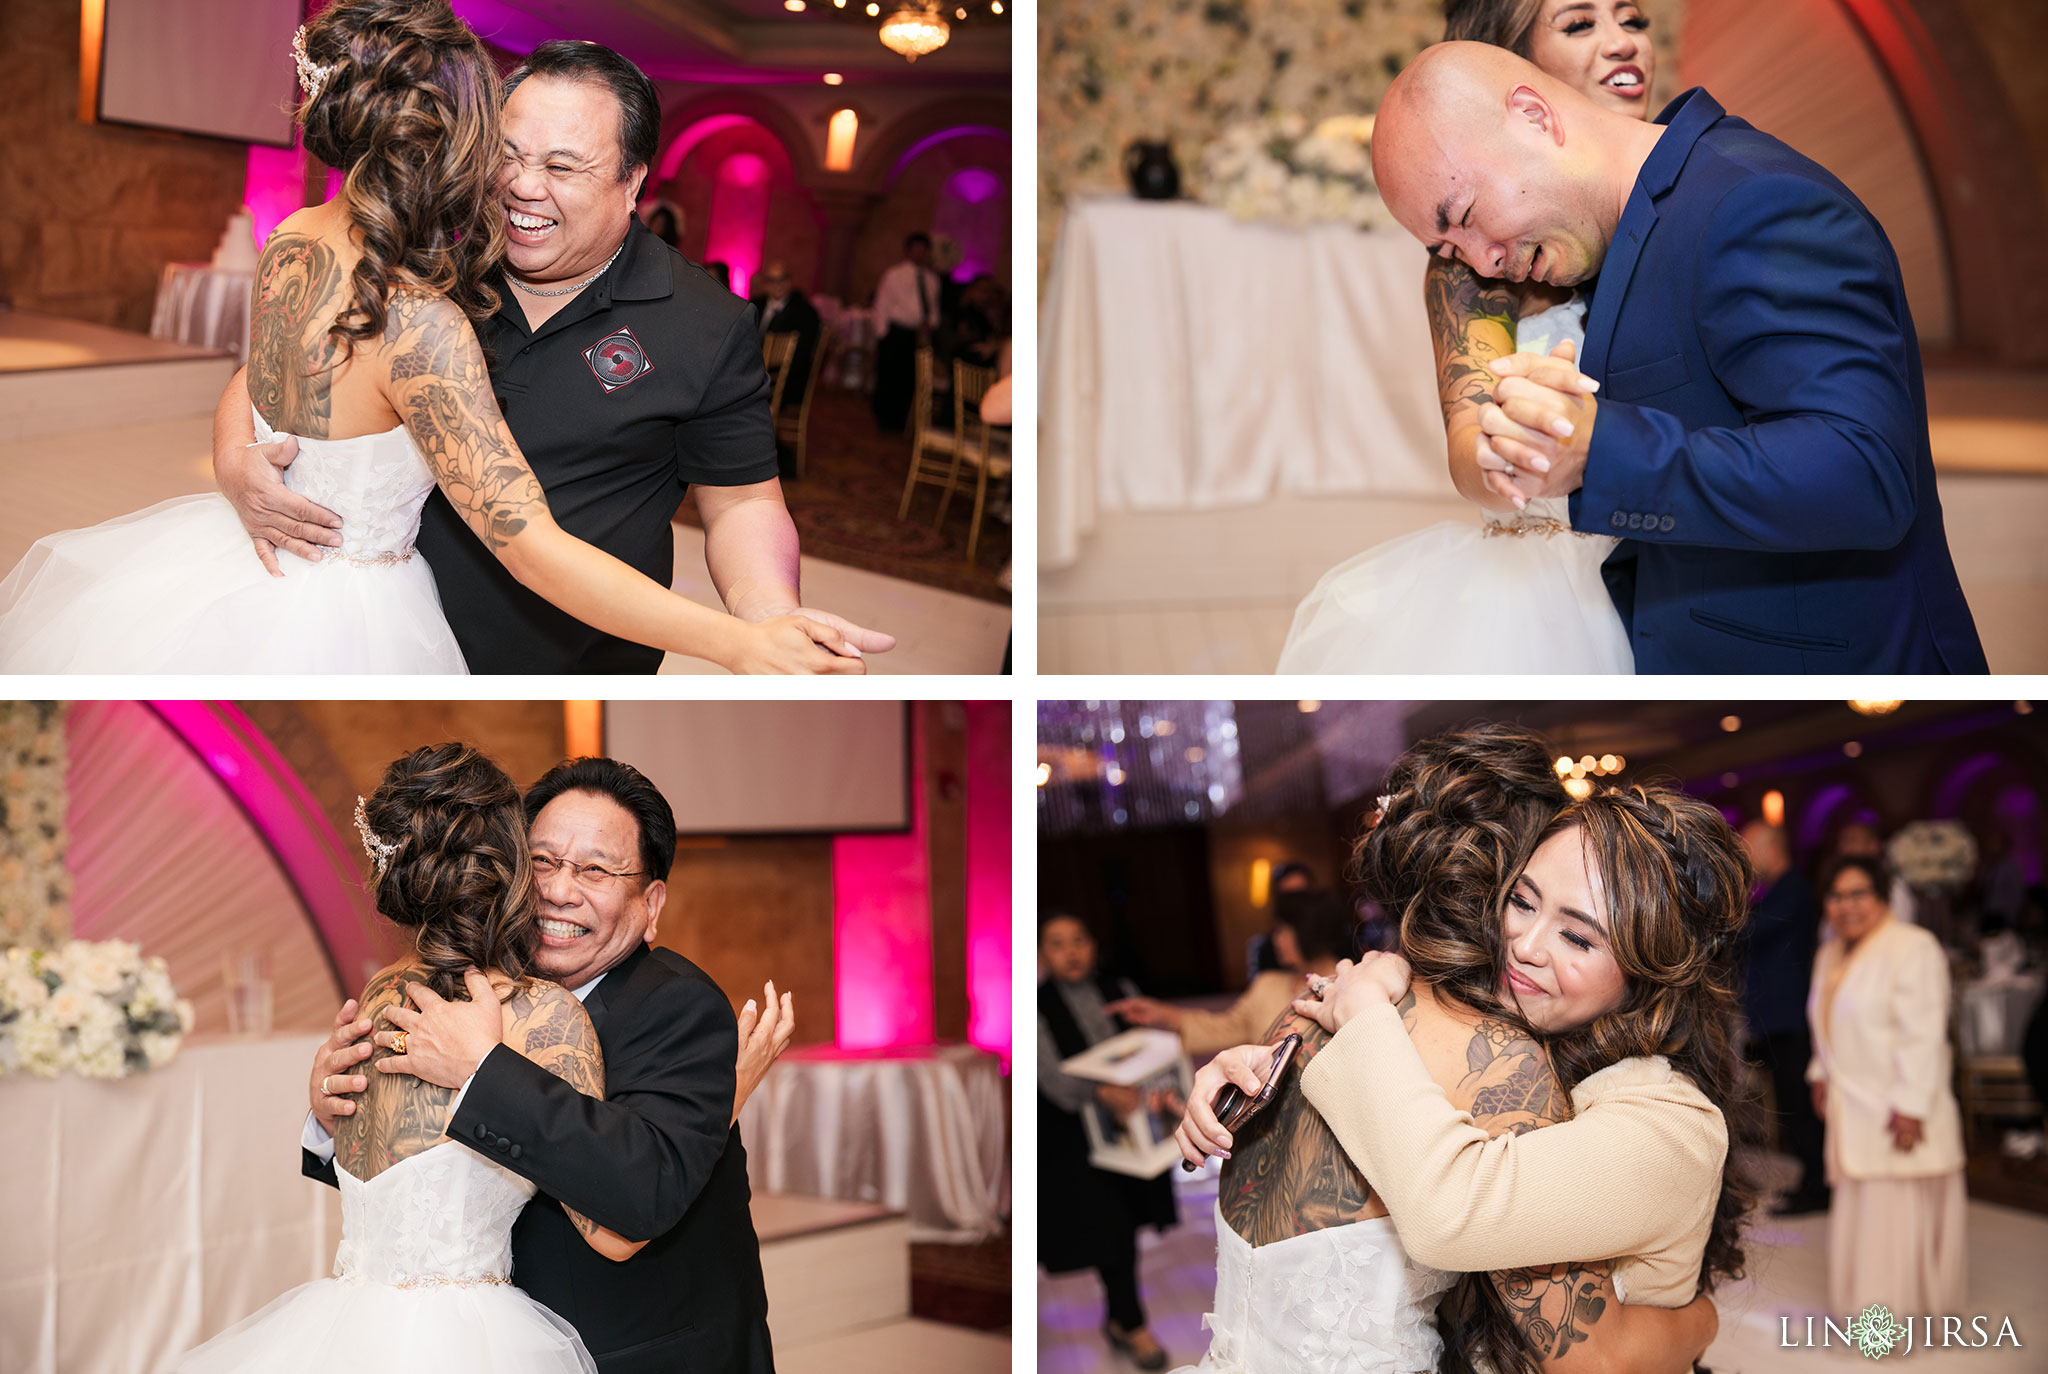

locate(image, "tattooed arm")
[[503, 983, 647, 1262], [377, 292, 858, 675], [1425, 255, 1522, 512], [334, 967, 455, 1183]]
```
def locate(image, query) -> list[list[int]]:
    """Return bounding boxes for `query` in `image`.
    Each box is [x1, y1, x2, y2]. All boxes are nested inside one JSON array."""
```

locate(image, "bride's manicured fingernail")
[[1531, 457, 1551, 473], [1579, 377, 1600, 393], [1551, 419, 1574, 438]]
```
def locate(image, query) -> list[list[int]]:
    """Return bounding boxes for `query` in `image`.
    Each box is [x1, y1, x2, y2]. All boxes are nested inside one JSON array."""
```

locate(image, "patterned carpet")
[[678, 386, 1012, 605]]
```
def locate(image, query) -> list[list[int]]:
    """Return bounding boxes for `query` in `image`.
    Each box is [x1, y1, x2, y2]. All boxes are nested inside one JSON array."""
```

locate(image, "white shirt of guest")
[[872, 260, 940, 331], [302, 971, 609, 1163]]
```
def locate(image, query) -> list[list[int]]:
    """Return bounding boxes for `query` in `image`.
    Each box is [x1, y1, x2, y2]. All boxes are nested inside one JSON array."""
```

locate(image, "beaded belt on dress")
[[1482, 517, 1592, 539], [320, 548, 417, 568], [341, 1272, 511, 1289]]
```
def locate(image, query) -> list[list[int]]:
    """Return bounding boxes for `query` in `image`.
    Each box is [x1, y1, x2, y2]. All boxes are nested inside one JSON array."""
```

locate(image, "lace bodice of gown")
[[1480, 295, 1591, 538], [333, 1145, 536, 1286], [253, 407, 436, 565], [1198, 1209, 1459, 1374]]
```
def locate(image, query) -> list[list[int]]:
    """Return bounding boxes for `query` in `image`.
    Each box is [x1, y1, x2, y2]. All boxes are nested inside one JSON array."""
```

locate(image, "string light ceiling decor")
[[1037, 701, 1246, 835]]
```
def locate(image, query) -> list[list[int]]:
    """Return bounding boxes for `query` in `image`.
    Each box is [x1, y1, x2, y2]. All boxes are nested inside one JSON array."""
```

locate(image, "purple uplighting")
[[655, 114, 763, 186], [886, 124, 1010, 186]]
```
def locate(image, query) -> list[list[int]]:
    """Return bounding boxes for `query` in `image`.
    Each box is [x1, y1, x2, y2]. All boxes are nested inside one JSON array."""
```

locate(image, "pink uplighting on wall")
[[148, 701, 381, 986], [933, 166, 1007, 282], [655, 114, 760, 186], [243, 141, 307, 249], [964, 702, 1011, 1066], [832, 711, 934, 1049], [704, 152, 771, 298]]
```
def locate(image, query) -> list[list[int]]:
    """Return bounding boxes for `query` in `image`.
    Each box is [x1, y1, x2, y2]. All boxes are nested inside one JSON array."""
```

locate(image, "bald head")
[[1372, 40, 1655, 286]]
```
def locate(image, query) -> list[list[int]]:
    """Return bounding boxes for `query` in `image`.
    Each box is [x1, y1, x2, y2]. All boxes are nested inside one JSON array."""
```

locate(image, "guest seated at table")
[[955, 275, 1009, 369], [1107, 889, 1357, 1057], [750, 261, 822, 408]]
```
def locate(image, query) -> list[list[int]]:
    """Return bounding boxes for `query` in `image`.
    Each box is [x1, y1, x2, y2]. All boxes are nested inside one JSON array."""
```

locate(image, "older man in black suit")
[[302, 757, 789, 1373]]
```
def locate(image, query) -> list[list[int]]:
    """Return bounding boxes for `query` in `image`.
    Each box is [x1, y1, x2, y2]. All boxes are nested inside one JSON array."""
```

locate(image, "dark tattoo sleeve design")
[[333, 968, 458, 1181], [1424, 254, 1518, 422], [1493, 1260, 1619, 1363], [248, 233, 346, 438], [1217, 1006, 1380, 1247], [504, 983, 623, 1251], [382, 292, 552, 551], [1459, 1013, 1569, 1138]]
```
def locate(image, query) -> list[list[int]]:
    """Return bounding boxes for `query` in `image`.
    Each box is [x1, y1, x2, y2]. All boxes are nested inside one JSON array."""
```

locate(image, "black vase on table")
[[1124, 141, 1181, 201]]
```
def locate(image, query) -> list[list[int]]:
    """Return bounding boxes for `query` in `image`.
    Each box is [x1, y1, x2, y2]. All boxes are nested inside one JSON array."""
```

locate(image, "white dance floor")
[[1038, 1159, 2048, 1373]]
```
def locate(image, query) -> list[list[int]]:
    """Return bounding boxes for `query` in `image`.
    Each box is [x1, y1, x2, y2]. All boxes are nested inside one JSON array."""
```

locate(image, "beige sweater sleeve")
[[1177, 971, 1300, 1058], [1298, 999, 1727, 1305]]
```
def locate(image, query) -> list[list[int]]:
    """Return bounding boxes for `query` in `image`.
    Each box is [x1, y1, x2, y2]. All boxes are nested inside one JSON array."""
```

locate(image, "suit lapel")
[[1580, 87, 1724, 382], [579, 942, 650, 1036]]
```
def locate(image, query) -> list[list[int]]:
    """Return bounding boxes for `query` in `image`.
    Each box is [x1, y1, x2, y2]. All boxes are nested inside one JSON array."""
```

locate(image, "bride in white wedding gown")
[[178, 743, 619, 1373], [0, 0, 853, 675], [1277, 0, 1664, 675]]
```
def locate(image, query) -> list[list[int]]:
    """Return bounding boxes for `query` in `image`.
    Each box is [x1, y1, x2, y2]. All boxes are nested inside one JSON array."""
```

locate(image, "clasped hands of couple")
[[219, 438, 894, 668], [1173, 951, 1412, 1168], [1474, 340, 1602, 512], [310, 968, 797, 1133]]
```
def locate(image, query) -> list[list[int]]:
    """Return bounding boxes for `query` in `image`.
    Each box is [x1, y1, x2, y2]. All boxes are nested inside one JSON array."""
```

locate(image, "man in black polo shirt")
[[214, 42, 891, 674]]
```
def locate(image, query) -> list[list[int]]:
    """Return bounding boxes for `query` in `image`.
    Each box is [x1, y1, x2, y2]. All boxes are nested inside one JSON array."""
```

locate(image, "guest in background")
[[643, 203, 680, 249], [1808, 854, 1968, 1317], [1247, 861, 1317, 976], [1107, 889, 1356, 1057], [1038, 913, 1176, 1371], [955, 274, 1008, 368], [870, 231, 941, 432], [750, 261, 821, 408], [703, 260, 733, 292], [1740, 821, 1829, 1215], [1835, 820, 1919, 926]]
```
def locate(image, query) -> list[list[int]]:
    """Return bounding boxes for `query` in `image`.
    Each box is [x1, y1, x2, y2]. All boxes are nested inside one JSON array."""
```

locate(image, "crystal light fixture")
[[878, 2, 949, 60]]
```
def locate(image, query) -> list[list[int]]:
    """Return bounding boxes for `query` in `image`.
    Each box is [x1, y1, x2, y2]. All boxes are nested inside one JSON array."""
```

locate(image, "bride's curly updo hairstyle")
[[1353, 730, 1755, 1374], [360, 743, 538, 1002], [295, 0, 506, 357]]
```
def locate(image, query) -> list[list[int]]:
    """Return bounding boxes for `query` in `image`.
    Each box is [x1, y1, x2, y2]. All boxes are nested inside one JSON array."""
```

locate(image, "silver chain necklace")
[[508, 234, 627, 298]]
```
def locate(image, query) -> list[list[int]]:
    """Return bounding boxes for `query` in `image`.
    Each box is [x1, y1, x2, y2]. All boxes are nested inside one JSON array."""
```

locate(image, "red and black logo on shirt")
[[583, 327, 654, 392]]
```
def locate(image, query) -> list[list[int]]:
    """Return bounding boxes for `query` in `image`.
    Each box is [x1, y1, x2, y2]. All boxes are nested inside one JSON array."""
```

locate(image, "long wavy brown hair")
[[360, 743, 539, 1002], [296, 0, 506, 357], [1352, 728, 1754, 1374], [1441, 0, 1548, 53]]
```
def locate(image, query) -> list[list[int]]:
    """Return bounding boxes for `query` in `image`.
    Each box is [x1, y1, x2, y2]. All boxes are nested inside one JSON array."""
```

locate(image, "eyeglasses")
[[1825, 885, 1879, 904], [531, 853, 649, 890]]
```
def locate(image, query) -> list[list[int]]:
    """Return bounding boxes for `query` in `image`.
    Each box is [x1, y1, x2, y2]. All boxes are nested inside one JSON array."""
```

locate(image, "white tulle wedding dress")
[[1175, 1207, 1460, 1374], [1276, 297, 1633, 674], [176, 1144, 593, 1373], [0, 409, 467, 672]]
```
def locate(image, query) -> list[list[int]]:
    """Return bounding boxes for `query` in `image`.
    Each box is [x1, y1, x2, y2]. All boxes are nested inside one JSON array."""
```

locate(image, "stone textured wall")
[[0, 0, 249, 331], [1039, 0, 1685, 281]]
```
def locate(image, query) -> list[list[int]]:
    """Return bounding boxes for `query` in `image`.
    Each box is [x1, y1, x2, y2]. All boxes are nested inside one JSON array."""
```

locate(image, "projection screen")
[[96, 0, 301, 146], [605, 702, 910, 836]]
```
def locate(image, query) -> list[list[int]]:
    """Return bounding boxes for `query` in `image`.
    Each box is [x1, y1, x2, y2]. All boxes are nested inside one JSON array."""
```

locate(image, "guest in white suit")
[[1807, 853, 1967, 1318]]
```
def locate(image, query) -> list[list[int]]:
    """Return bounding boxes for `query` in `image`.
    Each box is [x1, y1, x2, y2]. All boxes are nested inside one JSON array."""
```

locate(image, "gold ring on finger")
[[391, 1030, 408, 1056], [321, 1075, 332, 1095]]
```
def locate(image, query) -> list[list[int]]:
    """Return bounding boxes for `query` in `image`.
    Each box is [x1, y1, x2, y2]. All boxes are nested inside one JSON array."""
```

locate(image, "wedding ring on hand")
[[321, 1075, 332, 1095], [390, 1031, 408, 1056], [1504, 462, 1517, 479], [1305, 974, 1330, 1001]]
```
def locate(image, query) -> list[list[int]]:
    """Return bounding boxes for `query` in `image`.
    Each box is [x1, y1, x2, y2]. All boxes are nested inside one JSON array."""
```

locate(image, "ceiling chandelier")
[[878, 2, 950, 60]]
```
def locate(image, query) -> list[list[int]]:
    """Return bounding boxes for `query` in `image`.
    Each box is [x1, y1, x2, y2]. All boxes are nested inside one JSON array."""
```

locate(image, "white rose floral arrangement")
[[1197, 112, 1387, 230], [0, 939, 195, 1079], [1885, 820, 1979, 896]]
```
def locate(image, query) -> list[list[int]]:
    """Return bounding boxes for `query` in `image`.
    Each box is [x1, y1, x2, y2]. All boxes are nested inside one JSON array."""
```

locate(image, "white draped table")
[[0, 1034, 341, 1374], [738, 1043, 1009, 1243], [149, 263, 254, 364], [1040, 196, 1451, 568]]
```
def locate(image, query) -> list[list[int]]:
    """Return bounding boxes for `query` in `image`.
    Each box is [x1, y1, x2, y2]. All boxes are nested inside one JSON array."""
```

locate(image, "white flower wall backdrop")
[[0, 700, 72, 951]]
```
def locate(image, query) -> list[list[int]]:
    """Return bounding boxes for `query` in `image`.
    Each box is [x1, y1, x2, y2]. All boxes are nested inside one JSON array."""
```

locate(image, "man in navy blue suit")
[[1371, 42, 1987, 673]]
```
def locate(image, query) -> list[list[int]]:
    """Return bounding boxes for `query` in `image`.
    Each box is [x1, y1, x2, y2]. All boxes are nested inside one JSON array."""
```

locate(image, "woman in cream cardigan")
[[1808, 853, 1967, 1316], [1175, 730, 1747, 1374]]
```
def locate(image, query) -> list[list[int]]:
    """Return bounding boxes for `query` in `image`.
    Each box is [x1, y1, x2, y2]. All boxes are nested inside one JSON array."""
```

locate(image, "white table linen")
[[149, 264, 254, 364], [1040, 196, 1452, 568], [0, 1034, 342, 1374], [738, 1043, 1008, 1243]]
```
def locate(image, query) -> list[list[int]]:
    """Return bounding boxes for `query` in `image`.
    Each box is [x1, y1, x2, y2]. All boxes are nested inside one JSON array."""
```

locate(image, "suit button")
[[1659, 515, 1676, 532], [1627, 512, 1643, 530], [473, 1123, 486, 1141], [1610, 511, 1626, 529], [496, 1138, 510, 1153], [508, 1144, 522, 1160]]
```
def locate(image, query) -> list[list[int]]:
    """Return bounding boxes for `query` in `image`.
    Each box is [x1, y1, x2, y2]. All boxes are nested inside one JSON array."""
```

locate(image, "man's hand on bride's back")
[[310, 997, 374, 1136], [211, 368, 345, 575]]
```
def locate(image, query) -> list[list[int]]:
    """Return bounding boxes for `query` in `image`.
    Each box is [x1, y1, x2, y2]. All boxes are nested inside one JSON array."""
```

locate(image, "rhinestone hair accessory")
[[354, 795, 400, 878], [292, 25, 336, 101]]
